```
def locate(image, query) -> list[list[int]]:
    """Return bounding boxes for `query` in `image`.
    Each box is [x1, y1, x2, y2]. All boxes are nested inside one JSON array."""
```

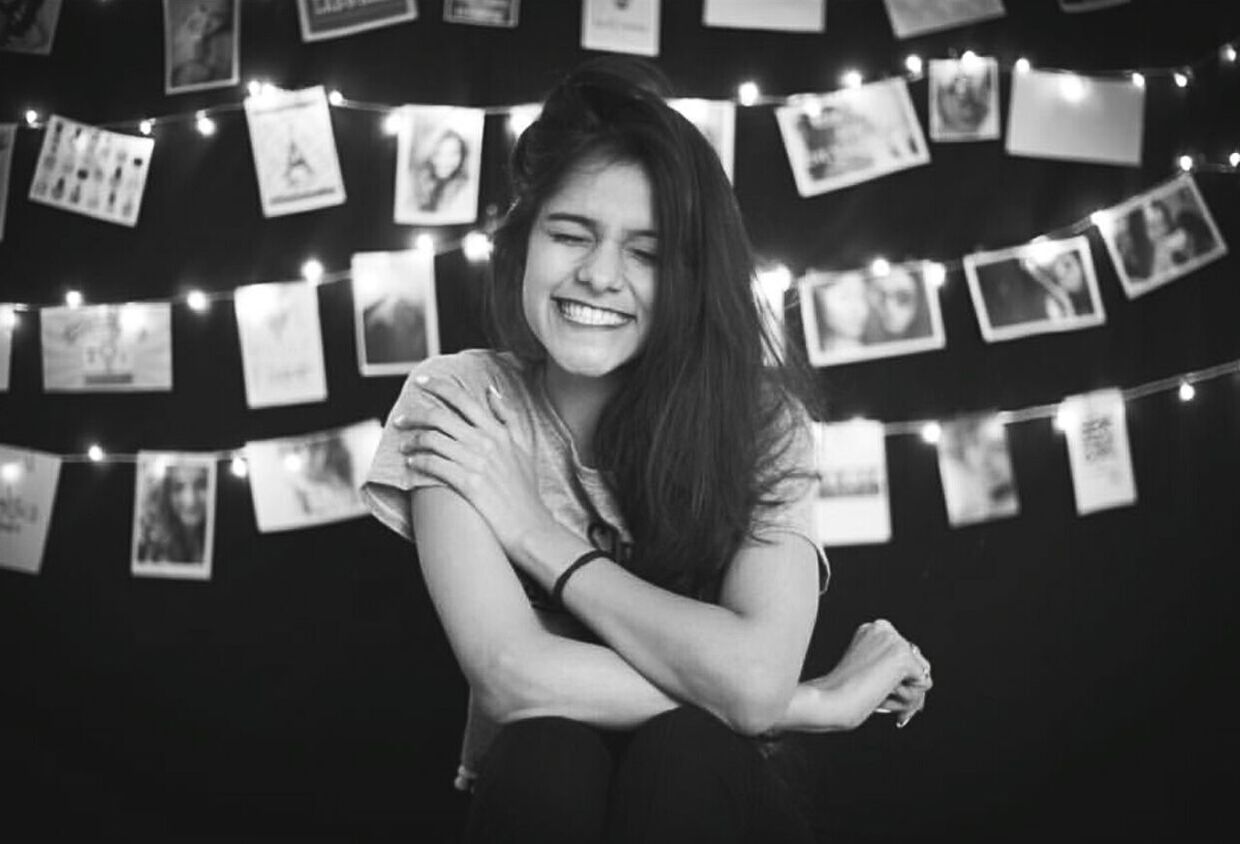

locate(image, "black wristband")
[[550, 550, 610, 611]]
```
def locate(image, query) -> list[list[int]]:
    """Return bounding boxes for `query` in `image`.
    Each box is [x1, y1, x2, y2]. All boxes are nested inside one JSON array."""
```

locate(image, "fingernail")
[[488, 382, 503, 400], [394, 414, 408, 426]]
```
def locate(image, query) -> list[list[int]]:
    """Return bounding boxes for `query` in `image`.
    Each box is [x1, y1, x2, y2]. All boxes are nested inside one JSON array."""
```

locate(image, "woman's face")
[[167, 466, 208, 529], [820, 273, 870, 341], [521, 155, 658, 380], [869, 268, 919, 335], [429, 133, 465, 180], [1143, 202, 1172, 240], [1049, 253, 1085, 293]]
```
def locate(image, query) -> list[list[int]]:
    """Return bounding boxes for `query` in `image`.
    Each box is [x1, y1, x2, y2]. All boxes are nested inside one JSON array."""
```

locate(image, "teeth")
[[557, 300, 629, 327]]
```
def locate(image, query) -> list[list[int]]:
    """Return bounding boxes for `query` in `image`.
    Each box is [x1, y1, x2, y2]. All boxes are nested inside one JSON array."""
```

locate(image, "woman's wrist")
[[777, 681, 849, 733], [513, 520, 596, 592]]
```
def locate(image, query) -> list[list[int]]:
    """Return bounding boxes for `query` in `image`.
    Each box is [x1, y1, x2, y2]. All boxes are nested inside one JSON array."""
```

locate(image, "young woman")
[[362, 58, 932, 843]]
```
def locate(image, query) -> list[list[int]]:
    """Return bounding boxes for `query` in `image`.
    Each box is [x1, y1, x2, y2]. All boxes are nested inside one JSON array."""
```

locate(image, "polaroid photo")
[[163, 0, 240, 95], [296, 0, 418, 42], [0, 123, 15, 241], [444, 0, 519, 27], [812, 419, 892, 546], [244, 85, 347, 218], [798, 261, 946, 367], [28, 115, 155, 227], [0, 315, 10, 392], [702, 0, 824, 32], [0, 0, 63, 55], [352, 248, 440, 377], [234, 281, 328, 409], [1059, 389, 1137, 515], [775, 79, 930, 198], [1007, 69, 1144, 167], [131, 452, 216, 580], [670, 99, 736, 181], [41, 303, 173, 392], [581, 0, 660, 57], [0, 445, 62, 575], [936, 413, 1020, 527], [964, 236, 1106, 343], [882, 0, 1005, 40], [929, 57, 1000, 142], [1058, 0, 1129, 11], [1095, 173, 1227, 300], [394, 105, 485, 226], [245, 420, 383, 533]]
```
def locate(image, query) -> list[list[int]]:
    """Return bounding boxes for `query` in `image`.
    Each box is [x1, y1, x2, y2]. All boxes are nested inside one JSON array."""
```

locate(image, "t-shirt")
[[360, 349, 829, 788]]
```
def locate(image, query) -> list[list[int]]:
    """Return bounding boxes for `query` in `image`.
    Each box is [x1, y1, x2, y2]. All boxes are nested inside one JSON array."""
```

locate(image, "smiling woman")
[[359, 56, 932, 843]]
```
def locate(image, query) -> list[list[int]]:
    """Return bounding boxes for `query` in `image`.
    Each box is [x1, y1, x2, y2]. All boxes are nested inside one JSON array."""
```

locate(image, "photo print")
[[234, 281, 328, 408], [296, 0, 418, 42], [702, 0, 824, 32], [812, 419, 892, 546], [28, 115, 155, 227], [0, 445, 62, 575], [444, 0, 519, 27], [798, 261, 946, 367], [936, 412, 1020, 527], [929, 56, 1000, 142], [352, 248, 440, 376], [1006, 69, 1144, 167], [394, 105, 485, 226], [131, 452, 217, 580], [41, 303, 173, 392], [245, 420, 383, 533], [1095, 173, 1227, 299], [163, 0, 239, 95], [669, 99, 736, 181], [964, 236, 1106, 343], [1058, 0, 1129, 11], [775, 78, 929, 197], [0, 0, 63, 55], [0, 122, 15, 240], [0, 311, 11, 391], [244, 85, 347, 218], [1059, 389, 1137, 515], [581, 0, 660, 57], [882, 0, 1005, 40]]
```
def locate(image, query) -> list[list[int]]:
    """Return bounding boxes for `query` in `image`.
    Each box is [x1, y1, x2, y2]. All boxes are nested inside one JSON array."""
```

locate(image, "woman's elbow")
[[472, 643, 546, 724], [719, 668, 796, 736]]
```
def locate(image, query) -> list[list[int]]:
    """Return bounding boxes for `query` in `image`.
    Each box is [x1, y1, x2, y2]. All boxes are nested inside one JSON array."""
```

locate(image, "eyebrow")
[[543, 212, 658, 239]]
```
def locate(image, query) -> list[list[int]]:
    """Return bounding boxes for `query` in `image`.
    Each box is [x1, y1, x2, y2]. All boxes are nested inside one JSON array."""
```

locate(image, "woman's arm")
[[412, 485, 678, 727]]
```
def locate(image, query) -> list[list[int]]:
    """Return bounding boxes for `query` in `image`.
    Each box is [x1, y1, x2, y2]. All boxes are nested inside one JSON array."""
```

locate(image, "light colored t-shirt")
[[360, 349, 829, 788]]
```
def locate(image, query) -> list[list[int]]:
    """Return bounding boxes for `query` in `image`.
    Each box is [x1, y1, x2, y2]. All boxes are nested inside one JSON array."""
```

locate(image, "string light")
[[960, 50, 982, 71], [1230, 151, 1240, 168], [920, 422, 942, 445], [119, 303, 147, 334], [1089, 209, 1109, 229], [1130, 72, 1145, 89], [301, 259, 325, 284], [0, 461, 21, 483], [755, 263, 792, 312], [904, 55, 924, 77], [230, 456, 249, 478], [382, 109, 404, 135], [281, 452, 304, 473], [186, 290, 209, 312], [1059, 73, 1087, 103], [925, 262, 947, 289], [1178, 381, 1196, 402], [841, 69, 863, 89], [1014, 57, 1032, 73], [1223, 44, 1238, 64], [870, 257, 891, 277], [195, 111, 216, 136], [328, 89, 345, 106], [0, 305, 17, 329], [1173, 70, 1190, 88], [24, 109, 38, 126], [461, 231, 493, 262], [246, 80, 264, 98], [507, 103, 541, 137], [1052, 405, 1071, 433], [87, 444, 105, 463], [138, 119, 153, 136], [1178, 154, 1195, 172], [737, 80, 760, 106], [65, 290, 83, 308]]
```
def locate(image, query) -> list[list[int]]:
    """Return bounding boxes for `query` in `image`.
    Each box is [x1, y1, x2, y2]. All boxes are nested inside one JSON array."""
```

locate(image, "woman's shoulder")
[[390, 350, 533, 410]]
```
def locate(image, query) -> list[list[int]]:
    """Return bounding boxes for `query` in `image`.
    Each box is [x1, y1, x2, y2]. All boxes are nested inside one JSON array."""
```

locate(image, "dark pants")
[[463, 706, 814, 844]]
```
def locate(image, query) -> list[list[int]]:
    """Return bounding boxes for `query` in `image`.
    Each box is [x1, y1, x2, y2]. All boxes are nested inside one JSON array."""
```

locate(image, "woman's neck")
[[541, 362, 621, 466]]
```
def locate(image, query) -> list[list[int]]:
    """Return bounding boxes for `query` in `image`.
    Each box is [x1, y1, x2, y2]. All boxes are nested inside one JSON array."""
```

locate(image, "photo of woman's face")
[[167, 465, 208, 529], [429, 133, 465, 180], [1048, 253, 1085, 294], [1142, 202, 1172, 241], [819, 273, 870, 342], [870, 269, 919, 335]]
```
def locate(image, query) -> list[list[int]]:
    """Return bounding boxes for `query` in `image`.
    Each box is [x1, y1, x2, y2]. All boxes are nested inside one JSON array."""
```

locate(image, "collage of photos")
[[351, 248, 440, 377], [775, 78, 930, 197], [798, 261, 946, 367], [131, 452, 217, 580], [162, 0, 239, 95], [964, 236, 1105, 343], [394, 105, 485, 226], [1096, 174, 1228, 299]]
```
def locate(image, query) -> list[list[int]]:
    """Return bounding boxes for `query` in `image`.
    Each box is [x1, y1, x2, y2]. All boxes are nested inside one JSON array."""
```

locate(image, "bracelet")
[[550, 550, 610, 611]]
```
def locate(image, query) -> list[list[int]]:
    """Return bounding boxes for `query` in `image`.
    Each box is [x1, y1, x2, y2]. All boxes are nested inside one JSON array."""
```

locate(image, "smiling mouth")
[[554, 298, 633, 327]]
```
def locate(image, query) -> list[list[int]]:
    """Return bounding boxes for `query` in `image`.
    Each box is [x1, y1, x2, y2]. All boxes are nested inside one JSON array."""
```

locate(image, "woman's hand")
[[783, 619, 932, 733], [394, 376, 559, 556]]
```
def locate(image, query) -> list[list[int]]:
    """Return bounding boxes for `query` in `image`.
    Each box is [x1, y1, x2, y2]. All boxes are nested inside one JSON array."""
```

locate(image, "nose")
[[576, 242, 624, 291]]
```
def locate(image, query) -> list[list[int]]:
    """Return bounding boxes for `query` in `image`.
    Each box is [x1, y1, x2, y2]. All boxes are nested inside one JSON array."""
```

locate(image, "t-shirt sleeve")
[[359, 353, 493, 543], [749, 405, 831, 595]]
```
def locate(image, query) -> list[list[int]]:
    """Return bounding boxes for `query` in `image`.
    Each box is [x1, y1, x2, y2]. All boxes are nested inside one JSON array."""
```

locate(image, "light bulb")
[[328, 89, 344, 106], [0, 305, 17, 329], [462, 231, 493, 262], [1178, 381, 1196, 402], [195, 112, 216, 136], [870, 258, 891, 277], [1014, 58, 1032, 74], [139, 119, 153, 135], [65, 290, 83, 308], [87, 444, 105, 462], [0, 461, 21, 483], [1177, 154, 1194, 172], [904, 55, 924, 77], [187, 290, 209, 312], [383, 110, 404, 135], [1173, 71, 1189, 88], [230, 456, 249, 478], [24, 109, 38, 126], [920, 422, 942, 445], [841, 69, 863, 89], [1223, 44, 1237, 64], [925, 263, 947, 288], [301, 259, 324, 284], [737, 81, 760, 106], [414, 232, 436, 253], [1130, 72, 1145, 89], [1229, 151, 1239, 168]]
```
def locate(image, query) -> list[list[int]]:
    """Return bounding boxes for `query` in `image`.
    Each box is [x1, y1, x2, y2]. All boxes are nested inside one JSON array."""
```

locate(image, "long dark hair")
[[488, 58, 820, 600]]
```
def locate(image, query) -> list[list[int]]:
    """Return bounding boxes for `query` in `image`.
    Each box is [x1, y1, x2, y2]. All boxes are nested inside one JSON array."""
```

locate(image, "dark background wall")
[[2, 1, 1239, 841]]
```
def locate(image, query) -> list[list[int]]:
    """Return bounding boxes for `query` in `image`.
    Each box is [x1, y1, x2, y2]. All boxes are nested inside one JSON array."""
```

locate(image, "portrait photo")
[[799, 261, 946, 367], [929, 56, 1000, 142], [131, 452, 216, 580], [883, 0, 1005, 39], [163, 0, 239, 95], [775, 78, 930, 197], [1096, 173, 1227, 299], [444, 0, 520, 27], [245, 420, 382, 533], [296, 0, 418, 42], [964, 236, 1106, 343], [394, 105, 485, 226], [0, 0, 63, 55], [936, 413, 1020, 527], [352, 248, 440, 376]]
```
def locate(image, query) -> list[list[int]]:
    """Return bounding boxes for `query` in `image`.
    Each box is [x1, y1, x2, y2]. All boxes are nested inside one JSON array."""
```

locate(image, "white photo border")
[[351, 248, 441, 377], [130, 451, 217, 581]]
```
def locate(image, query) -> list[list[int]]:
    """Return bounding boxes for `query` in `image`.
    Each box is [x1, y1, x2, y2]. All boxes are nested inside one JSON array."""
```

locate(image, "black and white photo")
[[234, 281, 328, 408], [352, 248, 440, 376], [131, 452, 216, 580], [581, 0, 660, 57], [812, 419, 892, 545], [929, 56, 1000, 142], [296, 0, 418, 42], [244, 85, 347, 218], [775, 79, 929, 197], [1006, 69, 1144, 167], [0, 445, 62, 575], [444, 0, 519, 27], [799, 261, 946, 367], [41, 303, 173, 392], [883, 0, 1004, 39], [394, 105, 485, 226], [163, 0, 239, 95], [28, 116, 155, 227], [1096, 173, 1227, 299], [670, 98, 735, 181], [964, 236, 1105, 342], [936, 413, 1020, 527], [0, 122, 14, 241], [0, 0, 62, 55]]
